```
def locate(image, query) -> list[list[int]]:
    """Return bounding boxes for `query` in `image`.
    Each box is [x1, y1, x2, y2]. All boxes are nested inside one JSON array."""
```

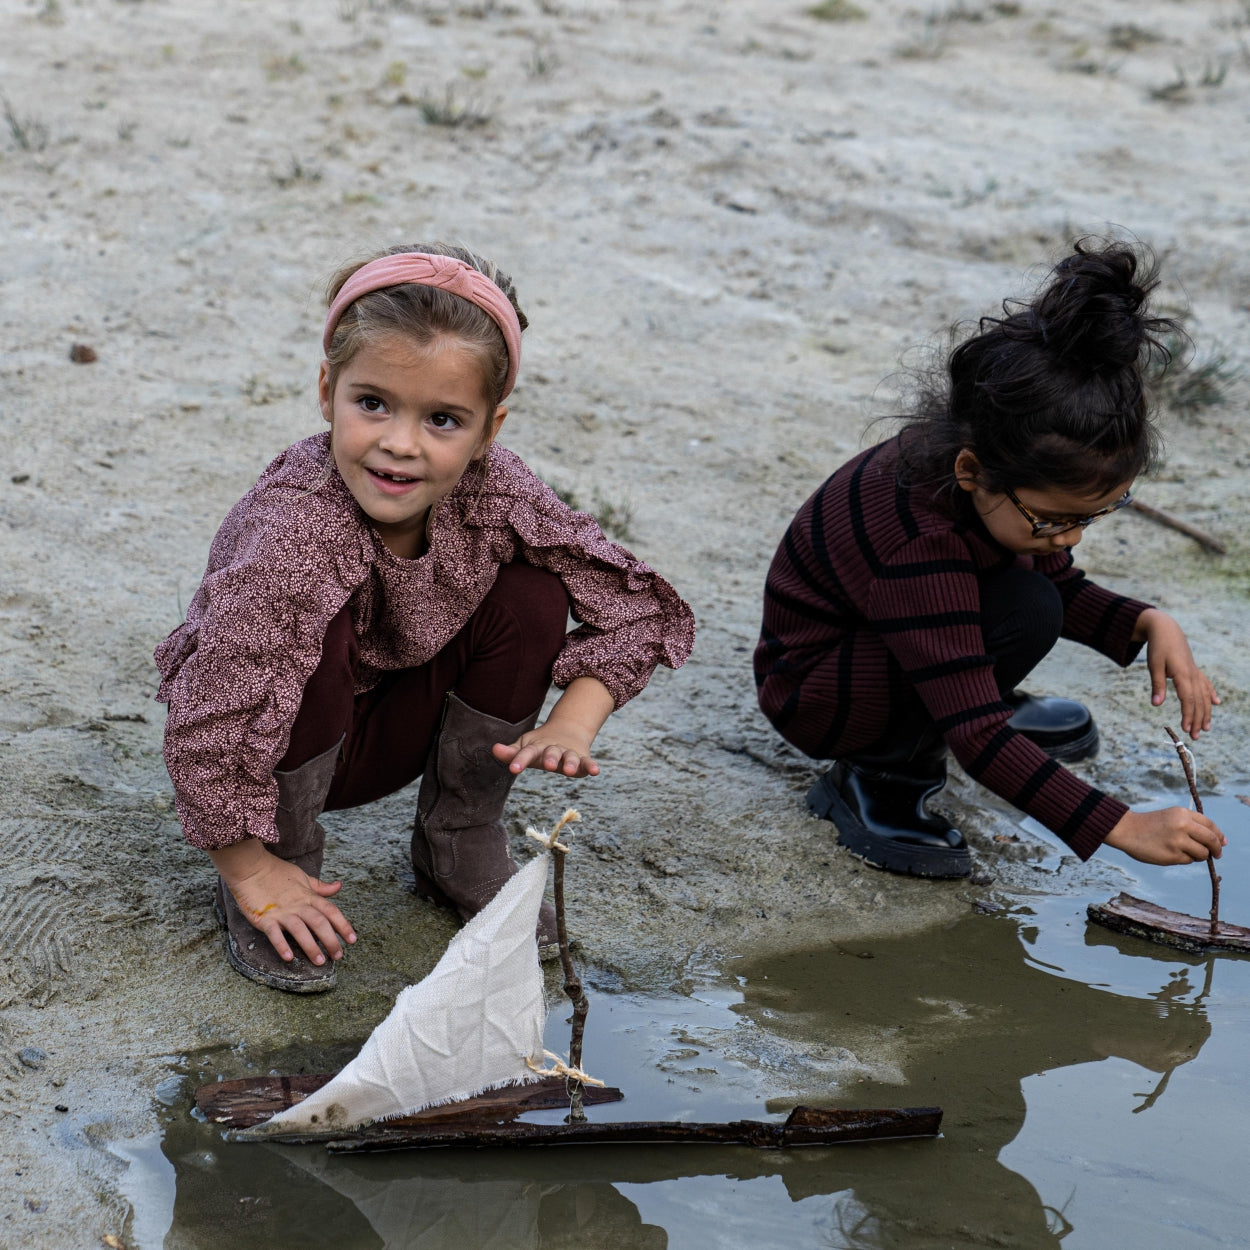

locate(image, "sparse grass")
[[806, 0, 866, 20], [524, 44, 560, 78], [384, 61, 407, 87], [1150, 69, 1188, 101], [270, 154, 322, 188], [117, 120, 137, 142], [1108, 23, 1161, 52], [546, 482, 636, 542], [1150, 326, 1241, 419], [265, 52, 306, 81], [1149, 62, 1228, 102], [3, 98, 49, 152], [37, 0, 63, 24], [413, 84, 493, 128]]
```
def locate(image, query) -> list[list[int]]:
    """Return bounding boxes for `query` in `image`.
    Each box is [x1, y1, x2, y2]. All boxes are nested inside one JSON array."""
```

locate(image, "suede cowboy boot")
[[412, 692, 560, 959], [806, 729, 970, 879], [214, 736, 342, 993], [1004, 690, 1099, 763]]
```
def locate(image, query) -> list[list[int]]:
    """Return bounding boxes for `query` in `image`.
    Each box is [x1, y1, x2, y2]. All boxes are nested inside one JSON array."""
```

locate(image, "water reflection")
[[728, 908, 1212, 1248], [152, 793, 1250, 1250]]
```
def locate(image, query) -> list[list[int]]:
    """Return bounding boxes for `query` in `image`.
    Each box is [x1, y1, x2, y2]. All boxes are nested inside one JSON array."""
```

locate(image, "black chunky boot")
[[1004, 690, 1098, 762], [806, 732, 970, 879]]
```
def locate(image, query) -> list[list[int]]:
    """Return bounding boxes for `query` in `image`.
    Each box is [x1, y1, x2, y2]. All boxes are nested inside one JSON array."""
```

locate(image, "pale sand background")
[[1, 0, 1247, 1242]]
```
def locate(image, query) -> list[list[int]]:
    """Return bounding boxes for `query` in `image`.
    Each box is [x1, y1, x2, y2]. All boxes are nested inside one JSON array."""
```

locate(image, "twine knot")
[[526, 1049, 605, 1088], [526, 808, 581, 854]]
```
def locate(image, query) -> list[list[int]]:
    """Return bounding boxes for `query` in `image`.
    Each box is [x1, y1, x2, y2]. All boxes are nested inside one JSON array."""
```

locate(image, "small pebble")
[[18, 1047, 47, 1070], [11, 473, 29, 484], [69, 343, 98, 364], [54, 1104, 69, 1113]]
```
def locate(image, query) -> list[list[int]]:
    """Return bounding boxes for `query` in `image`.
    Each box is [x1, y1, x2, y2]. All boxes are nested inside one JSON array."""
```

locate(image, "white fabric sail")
[[248, 852, 550, 1137]]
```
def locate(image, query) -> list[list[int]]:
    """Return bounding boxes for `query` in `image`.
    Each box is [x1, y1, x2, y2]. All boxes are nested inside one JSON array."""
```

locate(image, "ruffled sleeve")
[[155, 447, 374, 849], [461, 448, 696, 709]]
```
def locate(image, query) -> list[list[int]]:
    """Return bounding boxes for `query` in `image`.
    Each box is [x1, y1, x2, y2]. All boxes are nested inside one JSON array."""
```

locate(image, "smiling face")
[[954, 449, 1132, 557], [319, 334, 506, 558]]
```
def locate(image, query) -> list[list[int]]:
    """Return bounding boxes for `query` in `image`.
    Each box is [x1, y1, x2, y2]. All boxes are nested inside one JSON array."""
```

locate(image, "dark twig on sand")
[[1166, 726, 1220, 935], [1130, 499, 1226, 555]]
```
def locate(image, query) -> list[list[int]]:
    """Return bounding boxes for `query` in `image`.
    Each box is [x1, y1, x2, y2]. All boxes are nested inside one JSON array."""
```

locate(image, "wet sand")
[[1, 1, 1247, 1243]]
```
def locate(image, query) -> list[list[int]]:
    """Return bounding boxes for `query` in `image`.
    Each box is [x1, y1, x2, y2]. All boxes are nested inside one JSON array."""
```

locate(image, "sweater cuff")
[[1061, 792, 1128, 861]]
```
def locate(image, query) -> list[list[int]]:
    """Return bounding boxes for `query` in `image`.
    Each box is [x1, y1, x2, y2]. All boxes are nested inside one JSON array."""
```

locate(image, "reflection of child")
[[156, 244, 694, 992], [756, 241, 1224, 879]]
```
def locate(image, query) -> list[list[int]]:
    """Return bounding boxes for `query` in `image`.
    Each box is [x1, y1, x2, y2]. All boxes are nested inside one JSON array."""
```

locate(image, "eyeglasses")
[[1004, 487, 1133, 538]]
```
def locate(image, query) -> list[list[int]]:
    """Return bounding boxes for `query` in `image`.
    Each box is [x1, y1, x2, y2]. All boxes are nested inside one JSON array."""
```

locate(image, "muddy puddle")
[[114, 793, 1250, 1249]]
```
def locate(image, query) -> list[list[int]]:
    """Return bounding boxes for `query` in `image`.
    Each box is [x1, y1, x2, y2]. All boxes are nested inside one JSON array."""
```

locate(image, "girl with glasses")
[[756, 240, 1223, 879]]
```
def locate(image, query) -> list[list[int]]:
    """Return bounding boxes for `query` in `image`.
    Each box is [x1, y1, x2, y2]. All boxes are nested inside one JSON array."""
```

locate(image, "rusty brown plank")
[[1088, 893, 1250, 955]]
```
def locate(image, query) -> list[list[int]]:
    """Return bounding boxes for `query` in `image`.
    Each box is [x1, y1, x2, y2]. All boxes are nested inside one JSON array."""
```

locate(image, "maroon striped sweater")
[[755, 435, 1150, 860]]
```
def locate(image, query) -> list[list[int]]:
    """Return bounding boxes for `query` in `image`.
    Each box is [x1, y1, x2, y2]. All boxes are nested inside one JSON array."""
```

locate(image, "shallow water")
[[126, 792, 1250, 1249]]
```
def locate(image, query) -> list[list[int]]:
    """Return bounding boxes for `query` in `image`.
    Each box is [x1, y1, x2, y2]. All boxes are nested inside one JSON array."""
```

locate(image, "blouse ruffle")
[[156, 433, 695, 849]]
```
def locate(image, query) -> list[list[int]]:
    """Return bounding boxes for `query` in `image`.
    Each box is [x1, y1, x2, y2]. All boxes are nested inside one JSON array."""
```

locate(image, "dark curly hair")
[[897, 239, 1178, 511]]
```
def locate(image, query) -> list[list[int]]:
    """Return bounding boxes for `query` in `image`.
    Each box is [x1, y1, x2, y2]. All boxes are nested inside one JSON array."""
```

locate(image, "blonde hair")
[[324, 242, 528, 407]]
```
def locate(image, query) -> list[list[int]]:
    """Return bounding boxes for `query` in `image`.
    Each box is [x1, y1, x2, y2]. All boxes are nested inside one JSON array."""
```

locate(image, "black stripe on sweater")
[[875, 610, 981, 634], [1058, 790, 1102, 844], [934, 701, 1005, 733], [1012, 756, 1061, 809], [967, 724, 1014, 776], [909, 654, 993, 684]]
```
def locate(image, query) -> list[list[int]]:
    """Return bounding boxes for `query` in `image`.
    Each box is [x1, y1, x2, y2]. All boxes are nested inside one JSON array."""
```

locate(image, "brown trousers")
[[277, 562, 570, 812]]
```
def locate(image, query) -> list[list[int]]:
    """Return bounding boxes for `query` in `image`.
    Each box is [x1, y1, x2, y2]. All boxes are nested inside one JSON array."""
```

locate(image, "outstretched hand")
[[493, 721, 601, 778], [210, 839, 357, 966], [1104, 806, 1226, 866], [490, 676, 615, 778], [1133, 609, 1220, 740]]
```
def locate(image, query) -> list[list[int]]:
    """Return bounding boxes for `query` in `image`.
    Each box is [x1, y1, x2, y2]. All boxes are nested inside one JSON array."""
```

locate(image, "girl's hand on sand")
[[492, 676, 615, 778], [494, 721, 601, 778], [1133, 609, 1220, 740], [212, 840, 357, 965], [1105, 807, 1226, 866]]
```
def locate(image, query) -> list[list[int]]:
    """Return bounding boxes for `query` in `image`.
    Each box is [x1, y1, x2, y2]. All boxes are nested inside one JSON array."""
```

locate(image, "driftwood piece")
[[320, 1104, 944, 1154], [195, 1074, 623, 1131], [1129, 499, 1226, 555], [1087, 893, 1250, 955]]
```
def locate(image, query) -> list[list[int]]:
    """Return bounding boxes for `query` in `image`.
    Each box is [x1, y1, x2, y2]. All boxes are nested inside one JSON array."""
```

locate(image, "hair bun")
[[1028, 239, 1162, 371]]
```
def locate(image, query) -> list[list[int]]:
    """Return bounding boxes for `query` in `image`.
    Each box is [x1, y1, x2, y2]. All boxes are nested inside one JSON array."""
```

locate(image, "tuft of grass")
[[265, 52, 306, 81], [1149, 327, 1241, 419], [384, 61, 407, 87], [524, 44, 560, 78], [3, 98, 49, 152], [270, 154, 322, 188], [546, 482, 635, 542], [117, 120, 137, 142], [413, 84, 493, 128], [1108, 23, 1161, 51], [807, 0, 867, 20]]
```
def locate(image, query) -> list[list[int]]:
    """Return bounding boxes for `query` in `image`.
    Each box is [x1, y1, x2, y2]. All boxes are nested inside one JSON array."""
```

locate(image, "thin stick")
[[1165, 726, 1220, 935], [1131, 500, 1226, 555], [547, 810, 590, 1123]]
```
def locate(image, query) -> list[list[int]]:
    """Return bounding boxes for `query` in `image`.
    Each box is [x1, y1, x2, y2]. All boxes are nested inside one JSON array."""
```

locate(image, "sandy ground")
[[1, 0, 1248, 1243]]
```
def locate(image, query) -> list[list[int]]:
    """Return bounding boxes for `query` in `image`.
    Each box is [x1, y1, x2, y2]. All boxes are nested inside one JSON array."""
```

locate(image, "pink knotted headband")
[[323, 252, 523, 399]]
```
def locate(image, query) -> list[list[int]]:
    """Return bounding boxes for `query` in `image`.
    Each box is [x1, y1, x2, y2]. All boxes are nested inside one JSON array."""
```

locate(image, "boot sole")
[[1025, 723, 1100, 764], [213, 884, 337, 994], [807, 776, 971, 880]]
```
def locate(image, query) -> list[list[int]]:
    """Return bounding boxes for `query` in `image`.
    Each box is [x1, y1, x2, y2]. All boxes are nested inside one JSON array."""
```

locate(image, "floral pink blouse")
[[155, 433, 696, 849]]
